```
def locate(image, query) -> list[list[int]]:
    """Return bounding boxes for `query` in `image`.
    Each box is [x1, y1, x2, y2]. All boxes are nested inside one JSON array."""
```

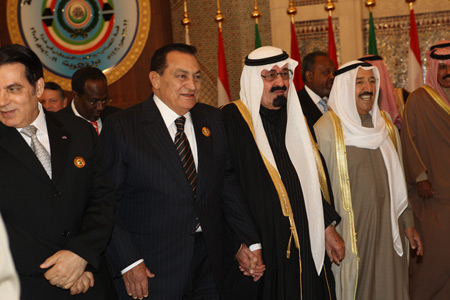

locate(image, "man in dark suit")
[[297, 51, 335, 134], [100, 43, 261, 300], [59, 67, 120, 134], [0, 44, 116, 299]]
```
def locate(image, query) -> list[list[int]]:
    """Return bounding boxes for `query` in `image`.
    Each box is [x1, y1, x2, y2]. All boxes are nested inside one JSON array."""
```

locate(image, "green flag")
[[368, 11, 378, 55], [255, 23, 262, 49]]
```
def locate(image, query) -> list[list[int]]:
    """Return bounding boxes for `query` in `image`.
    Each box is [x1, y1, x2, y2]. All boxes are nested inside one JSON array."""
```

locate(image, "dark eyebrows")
[[6, 83, 23, 89]]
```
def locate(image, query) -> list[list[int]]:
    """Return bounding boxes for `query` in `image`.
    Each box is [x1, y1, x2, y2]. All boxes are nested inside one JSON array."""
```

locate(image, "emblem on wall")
[[7, 0, 151, 90]]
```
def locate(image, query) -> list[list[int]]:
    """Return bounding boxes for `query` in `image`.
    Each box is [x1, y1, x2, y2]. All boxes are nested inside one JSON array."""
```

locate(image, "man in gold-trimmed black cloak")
[[221, 46, 344, 300]]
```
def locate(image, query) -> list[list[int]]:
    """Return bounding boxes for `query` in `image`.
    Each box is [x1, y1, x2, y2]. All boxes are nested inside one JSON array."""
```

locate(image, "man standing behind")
[[314, 61, 422, 300], [221, 46, 344, 300], [39, 82, 67, 112], [0, 44, 115, 299], [401, 46, 450, 299], [297, 51, 335, 134], [101, 43, 260, 300], [59, 67, 120, 134]]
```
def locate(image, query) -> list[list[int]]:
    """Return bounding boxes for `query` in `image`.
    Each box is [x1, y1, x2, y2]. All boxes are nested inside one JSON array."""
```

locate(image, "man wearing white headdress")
[[221, 46, 345, 300], [314, 61, 423, 300], [401, 45, 450, 300]]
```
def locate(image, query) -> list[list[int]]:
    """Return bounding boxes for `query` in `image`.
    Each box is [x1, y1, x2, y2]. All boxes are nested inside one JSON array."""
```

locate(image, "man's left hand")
[[405, 227, 423, 256], [40, 250, 88, 289], [325, 225, 345, 265], [69, 271, 94, 295]]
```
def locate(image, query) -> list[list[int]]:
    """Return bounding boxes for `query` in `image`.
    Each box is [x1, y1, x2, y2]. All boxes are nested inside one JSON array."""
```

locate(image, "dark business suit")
[[59, 102, 121, 123], [0, 111, 116, 299], [100, 96, 259, 300], [298, 88, 323, 136]]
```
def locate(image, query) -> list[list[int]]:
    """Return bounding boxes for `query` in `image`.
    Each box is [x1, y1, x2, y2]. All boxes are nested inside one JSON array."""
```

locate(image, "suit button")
[[54, 191, 62, 198], [62, 231, 70, 237]]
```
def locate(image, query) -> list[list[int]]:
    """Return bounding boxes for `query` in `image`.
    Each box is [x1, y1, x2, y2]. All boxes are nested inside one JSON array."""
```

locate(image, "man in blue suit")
[[101, 43, 261, 300]]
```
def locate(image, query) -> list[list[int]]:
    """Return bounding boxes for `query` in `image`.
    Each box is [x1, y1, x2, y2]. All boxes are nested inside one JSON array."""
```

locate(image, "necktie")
[[21, 125, 52, 179], [174, 117, 197, 194], [90, 121, 99, 135], [318, 98, 328, 113]]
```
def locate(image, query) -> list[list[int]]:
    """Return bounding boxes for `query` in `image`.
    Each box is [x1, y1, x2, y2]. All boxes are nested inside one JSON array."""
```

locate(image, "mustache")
[[443, 74, 450, 80], [270, 86, 287, 92], [358, 91, 373, 97]]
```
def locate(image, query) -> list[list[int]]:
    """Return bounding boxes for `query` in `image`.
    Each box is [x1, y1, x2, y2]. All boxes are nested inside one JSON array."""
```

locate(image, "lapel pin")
[[202, 127, 211, 137], [74, 156, 86, 168]]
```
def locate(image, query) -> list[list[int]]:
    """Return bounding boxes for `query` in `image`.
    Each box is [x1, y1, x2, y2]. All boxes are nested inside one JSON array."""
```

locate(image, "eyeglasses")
[[261, 69, 293, 82], [82, 95, 112, 106]]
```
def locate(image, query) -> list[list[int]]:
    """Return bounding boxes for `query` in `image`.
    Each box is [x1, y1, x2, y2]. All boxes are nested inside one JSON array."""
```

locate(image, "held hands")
[[405, 227, 424, 256], [69, 271, 94, 295], [325, 225, 345, 265], [123, 261, 155, 300], [417, 180, 434, 199], [40, 250, 88, 290], [235, 243, 266, 282]]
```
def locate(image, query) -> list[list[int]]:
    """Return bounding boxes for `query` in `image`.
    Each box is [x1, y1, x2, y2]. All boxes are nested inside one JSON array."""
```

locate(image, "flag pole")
[[182, 0, 191, 45], [287, 0, 303, 91], [216, 0, 231, 106], [405, 0, 423, 92], [252, 0, 262, 49], [365, 0, 378, 55], [325, 0, 338, 68]]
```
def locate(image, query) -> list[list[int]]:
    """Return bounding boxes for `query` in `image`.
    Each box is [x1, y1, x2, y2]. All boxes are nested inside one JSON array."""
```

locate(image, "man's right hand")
[[417, 180, 434, 199], [235, 243, 265, 281], [122, 261, 155, 300]]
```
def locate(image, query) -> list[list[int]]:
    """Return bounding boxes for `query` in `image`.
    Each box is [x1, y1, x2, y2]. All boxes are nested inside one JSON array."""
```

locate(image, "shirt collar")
[[304, 85, 324, 105], [154, 95, 192, 128], [17, 102, 48, 134]]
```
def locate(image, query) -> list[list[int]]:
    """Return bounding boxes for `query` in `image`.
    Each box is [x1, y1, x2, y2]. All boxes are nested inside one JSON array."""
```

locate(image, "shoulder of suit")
[[47, 110, 93, 133]]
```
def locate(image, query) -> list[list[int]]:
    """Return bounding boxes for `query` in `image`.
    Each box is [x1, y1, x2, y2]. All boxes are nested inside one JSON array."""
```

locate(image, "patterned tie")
[[21, 125, 52, 179], [90, 121, 99, 135], [174, 117, 197, 195], [318, 97, 328, 113]]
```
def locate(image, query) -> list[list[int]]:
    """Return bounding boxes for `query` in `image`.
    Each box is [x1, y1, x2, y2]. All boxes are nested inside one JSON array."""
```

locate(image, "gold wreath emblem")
[[202, 127, 211, 137], [74, 157, 86, 168]]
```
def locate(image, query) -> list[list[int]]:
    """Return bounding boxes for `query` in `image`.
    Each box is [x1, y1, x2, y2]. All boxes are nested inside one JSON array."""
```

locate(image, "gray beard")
[[442, 87, 450, 102]]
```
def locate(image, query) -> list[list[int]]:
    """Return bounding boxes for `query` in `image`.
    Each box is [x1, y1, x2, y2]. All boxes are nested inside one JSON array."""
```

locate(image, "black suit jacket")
[[298, 88, 323, 136], [100, 96, 259, 300], [0, 112, 116, 299], [59, 102, 121, 123]]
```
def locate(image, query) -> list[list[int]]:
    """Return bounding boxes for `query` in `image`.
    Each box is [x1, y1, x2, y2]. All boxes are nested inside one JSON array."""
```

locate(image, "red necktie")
[[90, 121, 99, 135]]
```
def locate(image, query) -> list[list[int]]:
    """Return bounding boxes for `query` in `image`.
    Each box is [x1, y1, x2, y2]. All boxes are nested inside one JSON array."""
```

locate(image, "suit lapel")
[[140, 97, 192, 195], [0, 123, 50, 182], [190, 105, 212, 204], [45, 113, 70, 184]]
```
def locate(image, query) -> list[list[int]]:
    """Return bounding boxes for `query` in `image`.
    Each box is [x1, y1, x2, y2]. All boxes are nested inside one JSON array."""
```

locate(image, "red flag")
[[328, 16, 338, 69], [406, 8, 423, 92], [217, 27, 230, 106], [290, 22, 303, 91]]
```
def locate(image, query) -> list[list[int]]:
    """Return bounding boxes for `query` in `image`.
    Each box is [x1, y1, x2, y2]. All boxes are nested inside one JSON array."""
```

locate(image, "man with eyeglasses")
[[60, 67, 120, 134], [220, 46, 344, 300]]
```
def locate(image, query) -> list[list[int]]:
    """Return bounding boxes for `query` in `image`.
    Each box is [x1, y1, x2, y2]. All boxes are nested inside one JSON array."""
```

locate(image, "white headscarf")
[[240, 46, 325, 274], [328, 60, 408, 256]]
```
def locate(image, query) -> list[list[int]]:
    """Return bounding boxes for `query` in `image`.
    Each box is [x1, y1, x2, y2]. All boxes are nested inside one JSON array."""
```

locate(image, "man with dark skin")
[[297, 51, 335, 134]]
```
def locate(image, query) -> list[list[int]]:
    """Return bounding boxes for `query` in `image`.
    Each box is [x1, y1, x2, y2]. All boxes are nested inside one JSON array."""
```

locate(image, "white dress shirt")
[[17, 103, 51, 155], [305, 85, 327, 114]]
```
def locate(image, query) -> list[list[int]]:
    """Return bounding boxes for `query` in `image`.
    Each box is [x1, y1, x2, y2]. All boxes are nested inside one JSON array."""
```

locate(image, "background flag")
[[368, 11, 378, 55], [406, 8, 423, 92], [217, 27, 231, 106], [255, 23, 262, 49], [328, 15, 338, 68], [290, 22, 303, 91]]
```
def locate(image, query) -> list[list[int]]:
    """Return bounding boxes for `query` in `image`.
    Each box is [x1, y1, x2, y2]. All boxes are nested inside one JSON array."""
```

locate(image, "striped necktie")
[[318, 97, 328, 113], [90, 121, 99, 135], [174, 116, 197, 195], [21, 125, 52, 179]]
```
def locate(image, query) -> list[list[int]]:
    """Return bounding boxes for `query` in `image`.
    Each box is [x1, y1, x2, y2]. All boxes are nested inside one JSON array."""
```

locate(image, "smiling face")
[[0, 63, 43, 128], [149, 51, 201, 116], [437, 63, 450, 88], [260, 64, 290, 110], [355, 68, 376, 115]]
